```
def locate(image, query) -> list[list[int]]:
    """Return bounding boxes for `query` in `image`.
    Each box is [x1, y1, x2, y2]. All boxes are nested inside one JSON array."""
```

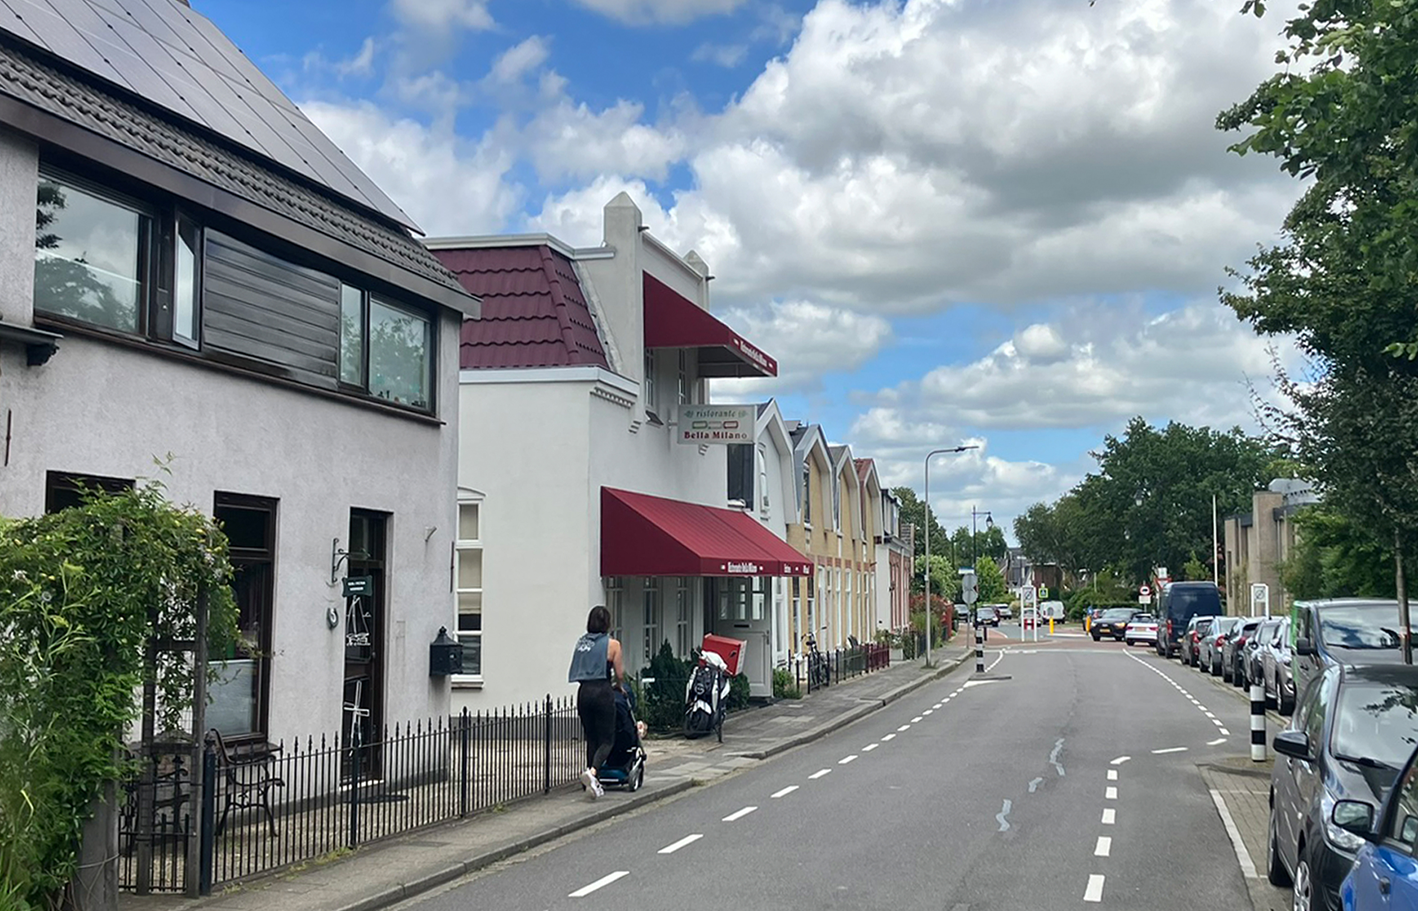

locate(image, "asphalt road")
[[406, 641, 1255, 910]]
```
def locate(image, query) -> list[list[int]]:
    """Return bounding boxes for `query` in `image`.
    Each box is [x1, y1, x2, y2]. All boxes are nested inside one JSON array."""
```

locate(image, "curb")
[[1196, 667, 1288, 729], [740, 651, 970, 760], [331, 779, 696, 911]]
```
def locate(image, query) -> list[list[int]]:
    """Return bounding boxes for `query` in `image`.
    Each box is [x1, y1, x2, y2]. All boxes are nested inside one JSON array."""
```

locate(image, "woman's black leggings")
[[577, 680, 616, 771]]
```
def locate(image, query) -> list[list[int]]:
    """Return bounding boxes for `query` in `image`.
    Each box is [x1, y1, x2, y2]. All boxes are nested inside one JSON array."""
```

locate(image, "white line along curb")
[[1210, 789, 1258, 878]]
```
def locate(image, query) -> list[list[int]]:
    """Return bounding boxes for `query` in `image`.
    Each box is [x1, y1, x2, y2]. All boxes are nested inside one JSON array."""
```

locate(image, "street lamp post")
[[923, 445, 979, 667], [971, 506, 994, 571]]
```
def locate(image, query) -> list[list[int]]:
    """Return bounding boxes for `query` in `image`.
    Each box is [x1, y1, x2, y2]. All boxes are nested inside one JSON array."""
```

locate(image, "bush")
[[727, 672, 751, 711], [637, 641, 694, 733], [772, 666, 801, 699]]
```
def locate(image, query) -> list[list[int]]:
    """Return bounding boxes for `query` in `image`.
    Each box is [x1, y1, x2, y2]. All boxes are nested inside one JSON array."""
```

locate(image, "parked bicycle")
[[804, 632, 830, 690]]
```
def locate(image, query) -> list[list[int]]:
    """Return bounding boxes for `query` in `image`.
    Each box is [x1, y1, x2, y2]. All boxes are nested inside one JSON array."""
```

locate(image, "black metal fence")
[[119, 697, 582, 894], [789, 642, 890, 694]]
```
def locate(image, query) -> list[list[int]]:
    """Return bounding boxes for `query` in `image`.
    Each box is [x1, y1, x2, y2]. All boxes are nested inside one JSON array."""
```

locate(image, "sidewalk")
[[119, 642, 971, 911], [1200, 757, 1289, 911]]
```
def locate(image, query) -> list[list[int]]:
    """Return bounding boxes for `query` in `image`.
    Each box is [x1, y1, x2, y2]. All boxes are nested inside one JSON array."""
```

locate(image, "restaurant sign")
[[677, 404, 756, 445]]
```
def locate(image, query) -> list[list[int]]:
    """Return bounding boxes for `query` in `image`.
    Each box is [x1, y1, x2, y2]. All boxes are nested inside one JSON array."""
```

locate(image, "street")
[[404, 638, 1256, 910]]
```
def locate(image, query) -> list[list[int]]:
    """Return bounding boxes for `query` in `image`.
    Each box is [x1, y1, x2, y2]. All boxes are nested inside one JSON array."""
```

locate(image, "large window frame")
[[44, 470, 134, 513], [642, 577, 661, 665], [341, 288, 436, 411], [453, 498, 484, 681], [210, 492, 277, 741]]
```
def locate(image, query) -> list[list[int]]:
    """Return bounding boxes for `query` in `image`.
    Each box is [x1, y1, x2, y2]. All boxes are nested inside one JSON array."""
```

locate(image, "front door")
[[710, 577, 773, 698], [343, 510, 386, 779]]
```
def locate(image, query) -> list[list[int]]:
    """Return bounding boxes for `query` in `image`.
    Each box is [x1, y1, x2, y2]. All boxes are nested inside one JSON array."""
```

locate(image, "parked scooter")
[[684, 650, 732, 742]]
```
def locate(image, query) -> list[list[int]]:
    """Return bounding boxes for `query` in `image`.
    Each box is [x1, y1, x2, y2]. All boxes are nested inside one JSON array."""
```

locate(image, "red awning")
[[642, 274, 777, 378], [601, 487, 811, 577]]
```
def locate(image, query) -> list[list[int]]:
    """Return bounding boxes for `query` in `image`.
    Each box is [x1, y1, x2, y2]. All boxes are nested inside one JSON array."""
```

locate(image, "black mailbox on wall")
[[429, 627, 463, 677]]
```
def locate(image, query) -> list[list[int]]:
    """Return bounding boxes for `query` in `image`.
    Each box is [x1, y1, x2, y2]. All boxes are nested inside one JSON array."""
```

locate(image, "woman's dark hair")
[[587, 605, 611, 634]]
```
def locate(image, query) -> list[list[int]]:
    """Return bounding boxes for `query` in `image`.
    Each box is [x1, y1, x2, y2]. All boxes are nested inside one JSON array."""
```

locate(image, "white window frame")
[[643, 577, 662, 664], [605, 577, 625, 643], [677, 349, 691, 405], [675, 577, 692, 658], [643, 349, 658, 416], [453, 497, 484, 684], [756, 446, 770, 517]]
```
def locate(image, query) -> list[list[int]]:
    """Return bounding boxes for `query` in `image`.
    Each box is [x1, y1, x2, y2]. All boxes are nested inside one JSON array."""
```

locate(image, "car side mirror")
[[1332, 800, 1376, 838], [1273, 730, 1313, 761], [1296, 638, 1316, 656]]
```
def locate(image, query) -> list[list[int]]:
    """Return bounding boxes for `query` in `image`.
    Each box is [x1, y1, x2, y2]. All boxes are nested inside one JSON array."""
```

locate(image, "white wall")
[[0, 130, 460, 745]]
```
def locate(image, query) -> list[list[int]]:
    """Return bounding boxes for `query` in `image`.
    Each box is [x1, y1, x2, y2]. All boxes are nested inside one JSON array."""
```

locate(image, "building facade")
[[429, 194, 803, 709], [0, 1, 476, 748], [876, 486, 913, 632], [1223, 479, 1317, 615]]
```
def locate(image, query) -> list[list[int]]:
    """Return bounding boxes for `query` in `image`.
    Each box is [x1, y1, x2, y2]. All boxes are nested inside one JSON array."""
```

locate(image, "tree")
[[891, 486, 947, 559], [913, 553, 960, 599], [1182, 554, 1211, 582], [1220, 0, 1418, 658], [975, 555, 1008, 604], [1013, 494, 1109, 585], [1279, 505, 1397, 600]]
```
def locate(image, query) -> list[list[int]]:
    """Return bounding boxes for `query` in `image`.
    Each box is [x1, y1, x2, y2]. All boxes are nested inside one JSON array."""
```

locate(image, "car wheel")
[[1279, 688, 1296, 716], [1091, 632, 1101, 641], [1292, 843, 1316, 911], [1125, 639, 1135, 647], [1222, 659, 1232, 682], [1266, 811, 1292, 888]]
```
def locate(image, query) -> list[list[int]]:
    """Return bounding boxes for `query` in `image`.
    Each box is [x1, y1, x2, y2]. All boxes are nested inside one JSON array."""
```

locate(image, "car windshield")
[[1131, 615, 1154, 623], [1331, 680, 1418, 769], [1101, 609, 1134, 620], [1318, 605, 1403, 650]]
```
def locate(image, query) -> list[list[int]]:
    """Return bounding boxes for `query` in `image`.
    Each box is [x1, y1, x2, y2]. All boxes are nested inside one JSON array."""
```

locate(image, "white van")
[[1039, 600, 1066, 621]]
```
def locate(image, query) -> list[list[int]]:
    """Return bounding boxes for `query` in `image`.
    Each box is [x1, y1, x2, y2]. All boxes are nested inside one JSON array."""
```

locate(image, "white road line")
[[1095, 836, 1112, 857], [1205, 712, 1216, 718], [723, 806, 758, 822], [569, 871, 630, 897], [1105, 786, 1118, 800], [1152, 747, 1188, 754], [1210, 789, 1258, 878], [1220, 728, 1231, 736], [658, 834, 703, 854], [809, 769, 832, 780], [1102, 808, 1116, 825], [881, 733, 897, 742], [771, 785, 799, 799], [1110, 755, 1131, 765], [839, 755, 858, 765], [1212, 719, 1225, 727], [863, 743, 879, 752], [1084, 874, 1106, 902], [923, 709, 933, 715], [912, 716, 923, 723], [897, 724, 911, 731], [1107, 770, 1118, 781], [1208, 737, 1227, 746], [987, 651, 1004, 672], [933, 703, 942, 709]]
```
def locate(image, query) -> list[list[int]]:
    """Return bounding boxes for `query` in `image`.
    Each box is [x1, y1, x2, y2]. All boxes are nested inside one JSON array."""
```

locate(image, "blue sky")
[[202, 0, 1305, 539]]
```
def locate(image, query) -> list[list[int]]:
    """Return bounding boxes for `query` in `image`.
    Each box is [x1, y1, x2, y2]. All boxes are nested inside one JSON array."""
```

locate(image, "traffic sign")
[[961, 572, 978, 605], [1139, 584, 1151, 597], [1038, 586, 1048, 599]]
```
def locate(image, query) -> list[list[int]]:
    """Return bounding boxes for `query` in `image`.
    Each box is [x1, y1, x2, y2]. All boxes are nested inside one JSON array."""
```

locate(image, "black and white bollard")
[[975, 622, 985, 674], [1250, 679, 1266, 762]]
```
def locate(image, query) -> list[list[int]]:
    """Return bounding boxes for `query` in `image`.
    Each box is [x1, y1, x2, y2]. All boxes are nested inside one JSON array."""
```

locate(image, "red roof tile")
[[855, 458, 875, 483], [433, 245, 609, 370]]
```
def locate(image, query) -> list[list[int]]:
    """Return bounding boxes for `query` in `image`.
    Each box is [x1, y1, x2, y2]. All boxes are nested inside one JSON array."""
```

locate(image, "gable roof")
[[432, 245, 609, 370], [0, 39, 470, 308]]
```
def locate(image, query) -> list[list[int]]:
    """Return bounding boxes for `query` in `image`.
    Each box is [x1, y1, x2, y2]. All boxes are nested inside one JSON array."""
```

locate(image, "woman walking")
[[568, 605, 623, 799]]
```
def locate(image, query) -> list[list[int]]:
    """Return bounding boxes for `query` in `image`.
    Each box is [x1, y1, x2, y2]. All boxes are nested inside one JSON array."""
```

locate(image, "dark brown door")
[[343, 509, 386, 779]]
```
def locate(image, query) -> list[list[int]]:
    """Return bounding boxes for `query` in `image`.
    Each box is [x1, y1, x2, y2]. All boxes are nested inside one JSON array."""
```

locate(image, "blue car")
[[1341, 743, 1418, 910]]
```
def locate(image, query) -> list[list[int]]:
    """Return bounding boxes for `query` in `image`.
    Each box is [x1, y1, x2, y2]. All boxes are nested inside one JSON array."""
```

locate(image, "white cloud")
[[389, 0, 492, 32], [692, 43, 749, 68], [714, 300, 893, 393], [569, 0, 749, 25], [523, 100, 687, 182], [490, 36, 551, 84]]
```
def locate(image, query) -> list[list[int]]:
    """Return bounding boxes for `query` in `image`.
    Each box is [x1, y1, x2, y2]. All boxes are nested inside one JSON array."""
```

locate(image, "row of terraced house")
[[0, 0, 913, 750]]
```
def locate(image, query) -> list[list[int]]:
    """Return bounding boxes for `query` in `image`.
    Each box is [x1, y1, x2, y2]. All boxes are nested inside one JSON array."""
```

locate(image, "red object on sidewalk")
[[702, 634, 747, 676]]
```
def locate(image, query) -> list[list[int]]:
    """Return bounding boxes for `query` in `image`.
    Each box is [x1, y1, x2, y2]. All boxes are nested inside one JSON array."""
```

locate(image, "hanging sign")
[[677, 405, 755, 445], [343, 575, 373, 597]]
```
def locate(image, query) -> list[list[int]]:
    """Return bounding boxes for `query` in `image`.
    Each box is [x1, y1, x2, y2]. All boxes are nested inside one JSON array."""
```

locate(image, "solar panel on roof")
[[0, 0, 418, 231]]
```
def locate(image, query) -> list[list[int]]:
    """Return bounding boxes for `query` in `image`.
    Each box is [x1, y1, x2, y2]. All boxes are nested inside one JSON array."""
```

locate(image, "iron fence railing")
[[788, 642, 890, 694], [118, 696, 581, 895]]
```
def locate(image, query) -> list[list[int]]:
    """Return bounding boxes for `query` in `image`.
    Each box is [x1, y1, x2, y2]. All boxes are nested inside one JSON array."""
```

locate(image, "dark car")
[[1248, 618, 1282, 689], [1267, 664, 1418, 911], [1200, 616, 1242, 676], [1154, 581, 1224, 658], [1224, 617, 1263, 686], [1181, 615, 1216, 667], [975, 605, 1000, 627], [1091, 607, 1139, 642], [1339, 742, 1418, 910], [1263, 617, 1298, 714], [1292, 599, 1410, 702]]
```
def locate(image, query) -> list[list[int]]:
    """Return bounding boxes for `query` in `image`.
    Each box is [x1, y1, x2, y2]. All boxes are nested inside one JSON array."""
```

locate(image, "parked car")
[[976, 605, 1000, 627], [1154, 581, 1225, 658], [1092, 607, 1139, 642], [1292, 599, 1409, 702], [1263, 617, 1298, 714], [1223, 617, 1264, 686], [1180, 615, 1216, 667], [1200, 616, 1242, 676], [1268, 664, 1418, 911], [1339, 742, 1418, 911], [1124, 614, 1159, 647], [995, 605, 1014, 621], [953, 604, 972, 629], [1247, 618, 1283, 689]]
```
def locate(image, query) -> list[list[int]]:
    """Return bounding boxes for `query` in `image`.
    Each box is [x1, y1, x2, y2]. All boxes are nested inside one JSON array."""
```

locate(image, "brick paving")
[[1200, 759, 1290, 911]]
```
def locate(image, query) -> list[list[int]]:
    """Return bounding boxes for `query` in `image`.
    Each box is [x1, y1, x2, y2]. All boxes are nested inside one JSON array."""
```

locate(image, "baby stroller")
[[596, 685, 647, 792]]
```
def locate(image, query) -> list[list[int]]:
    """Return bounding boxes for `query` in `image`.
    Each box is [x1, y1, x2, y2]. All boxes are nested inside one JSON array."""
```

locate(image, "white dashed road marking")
[[898, 724, 912, 731], [1220, 728, 1231, 736], [1095, 836, 1112, 857], [658, 834, 703, 854], [809, 769, 832, 780], [1208, 737, 1227, 746], [1110, 756, 1131, 765], [1152, 747, 1188, 754], [722, 806, 757, 822], [923, 709, 933, 715], [882, 734, 897, 742], [863, 743, 879, 752], [771, 786, 798, 799], [1101, 808, 1116, 825], [1107, 770, 1118, 781], [1084, 874, 1106, 903], [1105, 786, 1118, 800], [839, 755, 858, 765], [570, 871, 630, 897]]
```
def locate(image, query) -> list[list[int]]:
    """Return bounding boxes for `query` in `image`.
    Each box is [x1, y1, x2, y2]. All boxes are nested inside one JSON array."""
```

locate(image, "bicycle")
[[804, 633, 830, 690]]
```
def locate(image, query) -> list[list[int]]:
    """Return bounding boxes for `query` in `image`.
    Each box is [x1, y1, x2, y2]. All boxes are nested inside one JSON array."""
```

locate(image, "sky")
[[201, 0, 1307, 540]]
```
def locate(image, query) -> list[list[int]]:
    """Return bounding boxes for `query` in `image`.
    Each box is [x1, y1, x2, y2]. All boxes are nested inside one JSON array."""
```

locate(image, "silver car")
[[1198, 617, 1242, 676]]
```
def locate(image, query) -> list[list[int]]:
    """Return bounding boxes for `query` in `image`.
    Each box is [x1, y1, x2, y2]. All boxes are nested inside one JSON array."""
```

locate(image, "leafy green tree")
[[891, 486, 947, 559], [1013, 494, 1109, 584], [1182, 554, 1211, 582], [1279, 506, 1399, 601], [913, 553, 959, 599], [975, 555, 1008, 604]]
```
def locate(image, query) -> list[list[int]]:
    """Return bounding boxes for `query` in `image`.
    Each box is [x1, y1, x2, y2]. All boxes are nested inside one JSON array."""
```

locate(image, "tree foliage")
[[974, 555, 1009, 604], [0, 480, 238, 910], [890, 486, 947, 559]]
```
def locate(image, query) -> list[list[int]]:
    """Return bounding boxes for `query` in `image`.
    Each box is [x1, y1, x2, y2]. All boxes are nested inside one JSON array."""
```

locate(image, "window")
[[642, 578, 661, 663], [1386, 759, 1418, 847], [605, 578, 624, 642], [756, 447, 770, 516], [675, 578, 692, 658], [643, 349, 658, 415], [455, 500, 483, 677], [341, 288, 434, 410], [210, 494, 276, 738], [44, 470, 133, 513], [35, 173, 150, 334], [802, 464, 812, 525], [677, 349, 690, 405], [172, 216, 200, 348]]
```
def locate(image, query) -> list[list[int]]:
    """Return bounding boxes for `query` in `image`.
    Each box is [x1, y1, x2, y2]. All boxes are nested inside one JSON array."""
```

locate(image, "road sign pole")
[[975, 620, 984, 674], [1250, 679, 1267, 762]]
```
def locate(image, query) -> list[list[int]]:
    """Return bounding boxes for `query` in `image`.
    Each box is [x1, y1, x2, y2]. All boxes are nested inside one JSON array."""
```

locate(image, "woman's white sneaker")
[[580, 768, 597, 792]]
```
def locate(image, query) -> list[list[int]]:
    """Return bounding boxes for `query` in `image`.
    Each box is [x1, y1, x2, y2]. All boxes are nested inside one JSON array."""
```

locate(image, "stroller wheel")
[[628, 763, 643, 792]]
